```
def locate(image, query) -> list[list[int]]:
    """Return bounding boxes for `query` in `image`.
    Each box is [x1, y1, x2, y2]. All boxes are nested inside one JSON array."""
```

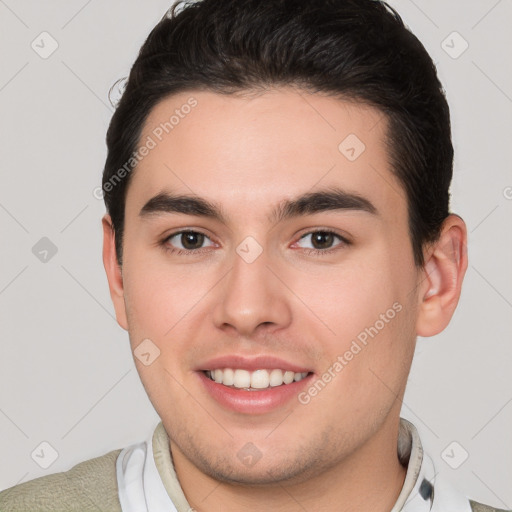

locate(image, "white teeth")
[[250, 370, 269, 389], [222, 368, 234, 386], [269, 369, 284, 387], [205, 368, 309, 389], [233, 369, 251, 388], [283, 371, 295, 384]]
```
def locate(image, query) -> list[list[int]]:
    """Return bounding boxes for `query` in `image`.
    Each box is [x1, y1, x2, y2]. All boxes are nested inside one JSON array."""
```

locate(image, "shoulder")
[[470, 499, 512, 512], [0, 448, 123, 512]]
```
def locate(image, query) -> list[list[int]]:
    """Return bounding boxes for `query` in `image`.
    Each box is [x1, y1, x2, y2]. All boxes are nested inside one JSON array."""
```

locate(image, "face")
[[106, 87, 426, 485]]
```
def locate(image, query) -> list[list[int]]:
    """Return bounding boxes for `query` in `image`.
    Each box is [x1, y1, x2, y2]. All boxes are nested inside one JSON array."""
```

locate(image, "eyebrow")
[[138, 186, 377, 225]]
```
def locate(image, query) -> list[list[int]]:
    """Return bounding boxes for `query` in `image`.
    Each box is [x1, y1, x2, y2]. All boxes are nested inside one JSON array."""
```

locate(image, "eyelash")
[[160, 229, 350, 257]]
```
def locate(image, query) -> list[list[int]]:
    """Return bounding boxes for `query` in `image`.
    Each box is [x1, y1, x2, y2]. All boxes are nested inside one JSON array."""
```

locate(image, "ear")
[[416, 214, 468, 337], [102, 214, 128, 331]]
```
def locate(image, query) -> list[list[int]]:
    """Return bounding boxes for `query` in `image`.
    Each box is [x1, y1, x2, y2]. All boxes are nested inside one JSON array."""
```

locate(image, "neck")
[[171, 415, 408, 512]]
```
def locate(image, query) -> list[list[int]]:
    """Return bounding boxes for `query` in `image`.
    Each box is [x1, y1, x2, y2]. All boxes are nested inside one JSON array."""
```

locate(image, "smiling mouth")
[[203, 368, 311, 390]]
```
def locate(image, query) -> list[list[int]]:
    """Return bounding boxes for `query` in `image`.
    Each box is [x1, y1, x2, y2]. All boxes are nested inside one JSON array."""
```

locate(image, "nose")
[[211, 243, 293, 338]]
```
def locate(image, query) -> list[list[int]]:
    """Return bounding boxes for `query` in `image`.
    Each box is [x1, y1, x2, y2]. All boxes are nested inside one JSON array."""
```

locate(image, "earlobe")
[[416, 215, 468, 337], [102, 214, 129, 331]]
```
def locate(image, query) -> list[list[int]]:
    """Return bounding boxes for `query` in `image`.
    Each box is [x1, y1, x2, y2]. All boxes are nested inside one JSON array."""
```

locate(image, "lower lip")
[[197, 371, 313, 414]]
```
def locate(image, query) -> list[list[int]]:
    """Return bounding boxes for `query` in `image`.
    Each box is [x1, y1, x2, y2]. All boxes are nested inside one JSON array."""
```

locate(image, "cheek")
[[290, 248, 417, 379], [122, 248, 206, 337], [293, 255, 402, 338], [123, 272, 169, 336]]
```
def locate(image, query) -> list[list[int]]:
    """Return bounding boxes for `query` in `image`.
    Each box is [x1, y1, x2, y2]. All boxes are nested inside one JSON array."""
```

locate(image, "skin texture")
[[102, 86, 468, 512]]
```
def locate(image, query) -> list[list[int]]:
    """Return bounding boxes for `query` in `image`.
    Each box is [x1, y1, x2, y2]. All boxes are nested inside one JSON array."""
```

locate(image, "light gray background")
[[1, 0, 511, 507]]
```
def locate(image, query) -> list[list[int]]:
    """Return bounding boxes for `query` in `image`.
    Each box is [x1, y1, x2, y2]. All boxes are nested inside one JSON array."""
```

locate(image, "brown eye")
[[297, 230, 346, 251], [163, 230, 215, 254], [293, 229, 351, 257], [310, 231, 336, 249], [180, 231, 205, 250]]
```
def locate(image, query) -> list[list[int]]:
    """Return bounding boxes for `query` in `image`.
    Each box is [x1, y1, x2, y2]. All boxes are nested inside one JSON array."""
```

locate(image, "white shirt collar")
[[393, 417, 434, 512], [116, 417, 472, 512], [116, 424, 176, 512]]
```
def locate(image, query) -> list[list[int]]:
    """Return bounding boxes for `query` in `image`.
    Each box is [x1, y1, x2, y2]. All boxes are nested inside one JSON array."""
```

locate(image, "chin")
[[194, 450, 325, 487]]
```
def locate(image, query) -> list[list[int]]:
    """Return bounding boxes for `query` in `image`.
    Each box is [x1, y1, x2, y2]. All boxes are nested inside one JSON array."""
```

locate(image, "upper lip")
[[195, 355, 312, 373]]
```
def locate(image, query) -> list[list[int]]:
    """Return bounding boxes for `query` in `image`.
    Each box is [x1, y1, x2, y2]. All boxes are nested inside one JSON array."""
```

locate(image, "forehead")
[[125, 87, 406, 223]]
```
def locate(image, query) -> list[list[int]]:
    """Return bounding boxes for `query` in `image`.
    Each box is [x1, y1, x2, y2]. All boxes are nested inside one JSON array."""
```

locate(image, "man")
[[0, 0, 508, 511]]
